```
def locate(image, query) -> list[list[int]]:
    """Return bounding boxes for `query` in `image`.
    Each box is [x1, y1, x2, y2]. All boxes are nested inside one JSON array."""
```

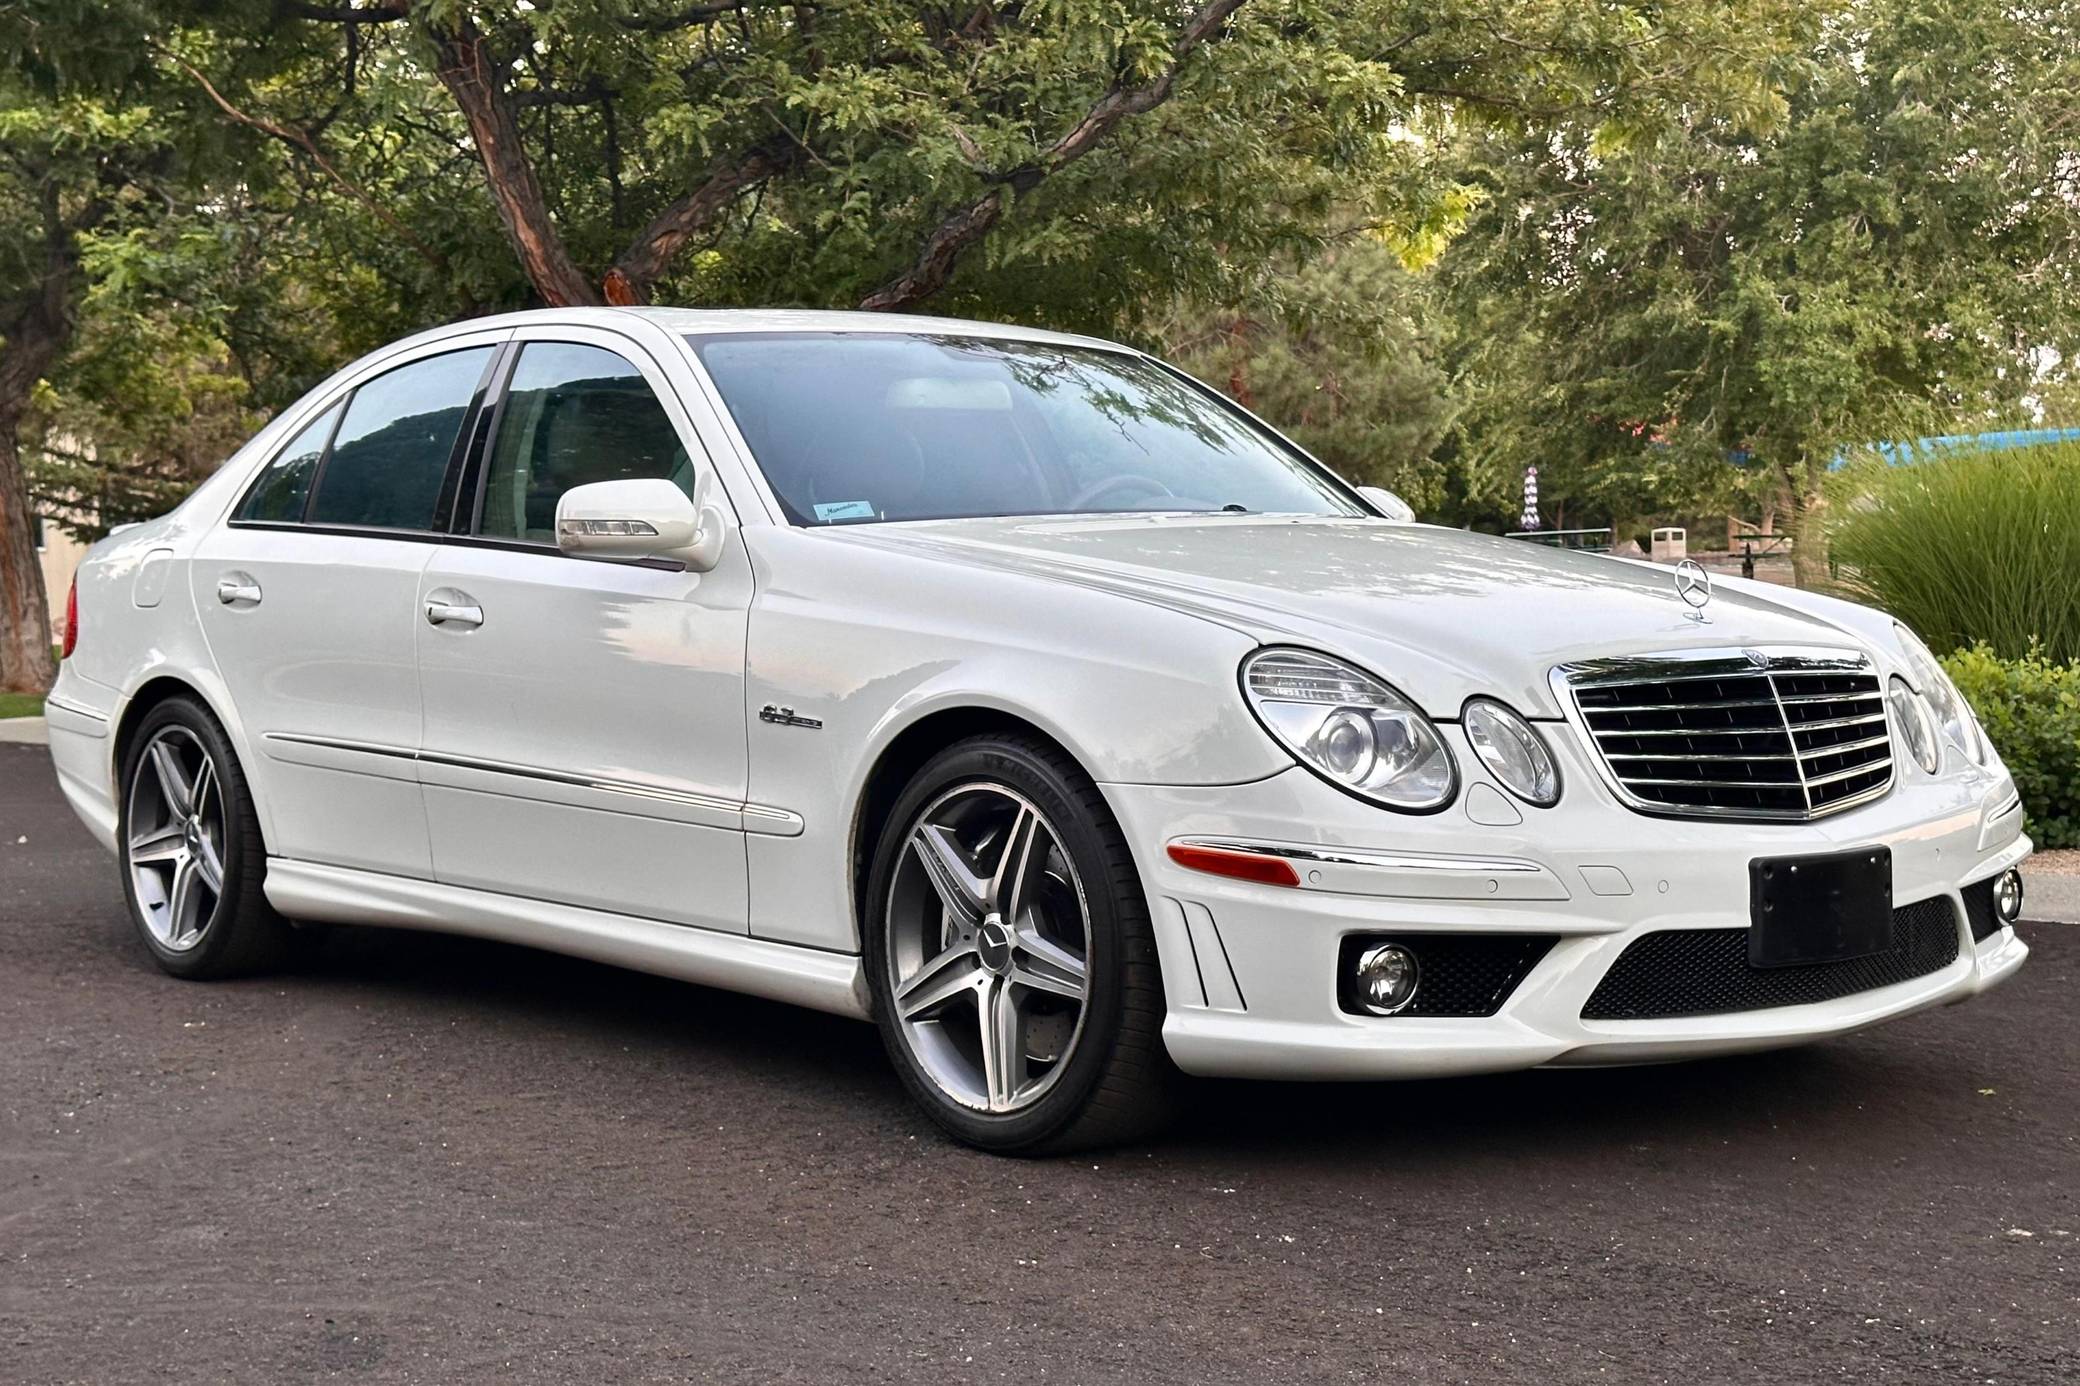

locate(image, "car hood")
[[828, 515, 1870, 717]]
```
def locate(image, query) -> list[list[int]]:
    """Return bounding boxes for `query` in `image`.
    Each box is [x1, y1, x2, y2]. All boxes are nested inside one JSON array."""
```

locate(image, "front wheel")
[[864, 733, 1177, 1154]]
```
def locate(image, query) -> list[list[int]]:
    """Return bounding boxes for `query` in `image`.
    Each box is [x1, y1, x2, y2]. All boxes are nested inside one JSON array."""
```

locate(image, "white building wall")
[[36, 514, 90, 634]]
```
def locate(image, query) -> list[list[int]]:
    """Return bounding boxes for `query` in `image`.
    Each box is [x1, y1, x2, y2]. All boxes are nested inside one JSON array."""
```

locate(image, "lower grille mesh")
[[1338, 934, 1557, 1018], [1580, 896, 1960, 1020], [1961, 878, 2003, 941]]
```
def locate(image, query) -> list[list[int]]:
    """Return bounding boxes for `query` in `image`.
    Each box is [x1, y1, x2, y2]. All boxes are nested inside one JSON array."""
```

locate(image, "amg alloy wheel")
[[125, 726, 227, 953], [885, 783, 1093, 1114], [118, 696, 302, 979], [866, 734, 1176, 1153]]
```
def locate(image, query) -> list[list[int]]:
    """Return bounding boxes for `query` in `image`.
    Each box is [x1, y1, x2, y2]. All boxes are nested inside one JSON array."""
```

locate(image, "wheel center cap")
[[183, 819, 203, 853], [977, 915, 1014, 975]]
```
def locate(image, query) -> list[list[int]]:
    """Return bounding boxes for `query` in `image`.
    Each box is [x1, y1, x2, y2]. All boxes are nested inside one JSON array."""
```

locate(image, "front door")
[[413, 327, 753, 932], [194, 337, 504, 877]]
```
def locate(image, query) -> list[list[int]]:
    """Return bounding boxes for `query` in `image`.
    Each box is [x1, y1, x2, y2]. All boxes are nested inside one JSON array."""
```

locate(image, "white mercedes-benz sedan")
[[44, 308, 2031, 1152]]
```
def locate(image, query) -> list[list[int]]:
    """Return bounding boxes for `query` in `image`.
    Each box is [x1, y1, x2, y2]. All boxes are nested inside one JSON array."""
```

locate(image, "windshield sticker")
[[813, 500, 877, 522]]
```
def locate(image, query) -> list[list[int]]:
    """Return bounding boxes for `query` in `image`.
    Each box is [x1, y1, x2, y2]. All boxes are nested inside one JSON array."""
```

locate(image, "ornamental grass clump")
[[1832, 440, 2080, 663]]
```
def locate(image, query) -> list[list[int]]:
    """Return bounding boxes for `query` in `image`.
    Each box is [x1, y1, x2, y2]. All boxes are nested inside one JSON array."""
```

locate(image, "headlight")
[[1892, 622, 1985, 766], [1461, 698, 1561, 806], [1242, 648, 1458, 811], [1886, 676, 1939, 775]]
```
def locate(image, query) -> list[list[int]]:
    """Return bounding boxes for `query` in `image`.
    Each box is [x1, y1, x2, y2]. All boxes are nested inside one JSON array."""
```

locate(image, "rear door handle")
[[425, 593, 484, 628], [216, 575, 262, 606]]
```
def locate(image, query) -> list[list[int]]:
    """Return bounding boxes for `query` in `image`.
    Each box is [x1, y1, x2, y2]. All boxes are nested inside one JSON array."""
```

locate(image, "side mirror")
[[1357, 485, 1416, 522], [555, 476, 726, 572]]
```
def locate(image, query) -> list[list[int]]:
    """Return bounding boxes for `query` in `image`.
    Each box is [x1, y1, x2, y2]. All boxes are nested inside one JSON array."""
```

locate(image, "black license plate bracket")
[[1748, 847, 1894, 968]]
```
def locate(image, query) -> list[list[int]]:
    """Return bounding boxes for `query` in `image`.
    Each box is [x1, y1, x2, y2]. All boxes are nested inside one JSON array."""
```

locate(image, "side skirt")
[[263, 859, 872, 1020]]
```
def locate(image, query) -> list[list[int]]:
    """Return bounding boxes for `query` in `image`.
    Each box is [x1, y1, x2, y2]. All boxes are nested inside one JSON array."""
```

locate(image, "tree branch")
[[621, 2, 813, 32], [162, 49, 448, 273], [610, 138, 799, 295], [281, 1, 409, 25], [420, 10, 601, 305], [859, 0, 1249, 311]]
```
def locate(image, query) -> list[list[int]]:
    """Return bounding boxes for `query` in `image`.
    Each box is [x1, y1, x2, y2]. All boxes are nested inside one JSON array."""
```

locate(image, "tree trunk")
[[0, 417, 55, 694], [0, 184, 81, 694], [859, 0, 1249, 311], [1787, 474, 1831, 590], [423, 12, 600, 307]]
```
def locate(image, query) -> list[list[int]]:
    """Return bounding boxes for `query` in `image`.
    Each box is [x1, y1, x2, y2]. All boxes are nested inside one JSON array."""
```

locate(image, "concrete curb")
[[2021, 868, 2080, 925], [0, 716, 47, 746]]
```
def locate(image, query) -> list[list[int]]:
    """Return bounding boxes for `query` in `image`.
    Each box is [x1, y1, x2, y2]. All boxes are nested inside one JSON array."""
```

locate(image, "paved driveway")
[[2, 742, 2074, 1383]]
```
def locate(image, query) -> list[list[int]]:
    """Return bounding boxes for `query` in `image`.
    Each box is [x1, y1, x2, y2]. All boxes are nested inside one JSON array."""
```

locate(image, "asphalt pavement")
[[2, 740, 2075, 1383]]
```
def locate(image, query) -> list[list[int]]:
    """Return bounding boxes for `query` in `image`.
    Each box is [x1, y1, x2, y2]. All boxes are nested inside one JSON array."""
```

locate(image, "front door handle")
[[425, 593, 484, 628], [216, 574, 262, 606]]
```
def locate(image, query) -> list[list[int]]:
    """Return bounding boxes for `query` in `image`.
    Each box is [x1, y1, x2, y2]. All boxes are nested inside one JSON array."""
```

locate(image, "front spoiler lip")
[[1160, 925, 2030, 1081]]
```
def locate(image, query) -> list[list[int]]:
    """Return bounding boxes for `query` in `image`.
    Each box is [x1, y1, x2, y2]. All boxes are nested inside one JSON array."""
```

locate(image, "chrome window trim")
[[1550, 645, 1897, 824]]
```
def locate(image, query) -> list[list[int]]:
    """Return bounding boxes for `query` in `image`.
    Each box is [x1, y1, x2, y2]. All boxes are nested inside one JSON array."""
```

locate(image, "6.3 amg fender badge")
[[759, 704, 823, 730]]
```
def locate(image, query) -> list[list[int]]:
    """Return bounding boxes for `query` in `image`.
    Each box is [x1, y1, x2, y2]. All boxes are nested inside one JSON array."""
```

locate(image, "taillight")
[[61, 576, 78, 659]]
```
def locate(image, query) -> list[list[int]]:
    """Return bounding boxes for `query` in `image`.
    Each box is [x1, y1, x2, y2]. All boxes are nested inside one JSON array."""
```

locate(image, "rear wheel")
[[118, 697, 299, 979], [864, 733, 1177, 1153]]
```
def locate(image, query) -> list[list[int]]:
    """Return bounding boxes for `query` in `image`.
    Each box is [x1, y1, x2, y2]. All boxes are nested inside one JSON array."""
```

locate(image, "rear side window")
[[237, 402, 340, 523], [306, 347, 493, 530], [477, 342, 693, 542]]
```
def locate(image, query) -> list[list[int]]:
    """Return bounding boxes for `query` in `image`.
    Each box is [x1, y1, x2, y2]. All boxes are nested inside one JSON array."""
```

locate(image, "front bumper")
[[1103, 726, 2030, 1081]]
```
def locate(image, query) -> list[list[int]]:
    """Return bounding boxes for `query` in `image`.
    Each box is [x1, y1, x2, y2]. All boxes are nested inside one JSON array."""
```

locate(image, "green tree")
[[1154, 234, 1451, 509], [1444, 0, 2080, 587], [170, 1, 1806, 326], [0, 2, 228, 692]]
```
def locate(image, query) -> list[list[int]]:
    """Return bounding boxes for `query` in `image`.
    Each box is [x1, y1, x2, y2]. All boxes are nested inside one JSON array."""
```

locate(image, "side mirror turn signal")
[[555, 476, 726, 572]]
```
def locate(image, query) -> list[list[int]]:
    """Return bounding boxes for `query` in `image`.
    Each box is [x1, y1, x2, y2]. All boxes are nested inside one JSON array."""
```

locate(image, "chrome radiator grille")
[[1557, 649, 1894, 820]]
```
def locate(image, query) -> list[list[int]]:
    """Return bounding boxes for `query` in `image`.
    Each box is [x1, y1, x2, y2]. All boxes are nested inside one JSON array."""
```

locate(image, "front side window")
[[478, 342, 694, 542], [237, 402, 340, 523], [306, 347, 493, 530], [691, 333, 1363, 525]]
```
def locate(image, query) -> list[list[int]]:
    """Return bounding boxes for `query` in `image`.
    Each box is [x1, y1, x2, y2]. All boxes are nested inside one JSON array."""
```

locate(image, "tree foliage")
[[1443, 0, 2080, 582], [1, 0, 2064, 692], [1153, 234, 1451, 507]]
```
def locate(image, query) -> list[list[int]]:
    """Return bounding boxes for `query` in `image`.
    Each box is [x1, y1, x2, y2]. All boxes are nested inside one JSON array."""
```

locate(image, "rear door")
[[193, 334, 505, 876], [413, 325, 753, 931]]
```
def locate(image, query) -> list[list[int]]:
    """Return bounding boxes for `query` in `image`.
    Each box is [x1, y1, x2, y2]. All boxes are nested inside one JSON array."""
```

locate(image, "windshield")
[[689, 333, 1365, 525]]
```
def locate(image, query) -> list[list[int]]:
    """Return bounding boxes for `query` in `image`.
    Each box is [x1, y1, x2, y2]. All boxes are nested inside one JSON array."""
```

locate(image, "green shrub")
[[1833, 440, 2080, 663], [1941, 644, 2080, 849]]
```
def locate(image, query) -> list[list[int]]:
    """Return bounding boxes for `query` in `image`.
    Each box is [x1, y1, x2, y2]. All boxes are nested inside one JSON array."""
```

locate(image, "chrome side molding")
[[1167, 837, 1573, 905], [260, 732, 805, 836]]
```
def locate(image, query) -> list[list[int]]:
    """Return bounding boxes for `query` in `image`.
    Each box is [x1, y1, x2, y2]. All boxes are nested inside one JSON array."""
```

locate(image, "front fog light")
[[1995, 869, 2025, 923], [1352, 943, 1420, 1015]]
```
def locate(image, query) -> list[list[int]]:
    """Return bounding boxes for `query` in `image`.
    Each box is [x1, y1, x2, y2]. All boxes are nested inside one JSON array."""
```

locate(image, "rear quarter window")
[[236, 402, 340, 523]]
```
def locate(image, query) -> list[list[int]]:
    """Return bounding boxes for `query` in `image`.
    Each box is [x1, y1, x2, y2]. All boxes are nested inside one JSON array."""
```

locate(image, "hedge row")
[[1942, 644, 2080, 850]]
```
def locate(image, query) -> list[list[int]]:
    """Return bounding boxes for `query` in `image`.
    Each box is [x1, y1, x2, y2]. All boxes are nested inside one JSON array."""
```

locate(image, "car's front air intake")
[[1556, 648, 1893, 821], [1580, 895, 1961, 1020]]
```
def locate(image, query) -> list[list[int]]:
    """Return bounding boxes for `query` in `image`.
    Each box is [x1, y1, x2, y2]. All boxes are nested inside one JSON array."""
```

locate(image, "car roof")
[[626, 307, 1128, 353], [389, 306, 1133, 356]]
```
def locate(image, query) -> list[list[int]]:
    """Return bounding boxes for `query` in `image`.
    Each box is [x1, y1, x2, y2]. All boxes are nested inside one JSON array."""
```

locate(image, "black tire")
[[863, 732, 1179, 1154], [117, 695, 301, 979]]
